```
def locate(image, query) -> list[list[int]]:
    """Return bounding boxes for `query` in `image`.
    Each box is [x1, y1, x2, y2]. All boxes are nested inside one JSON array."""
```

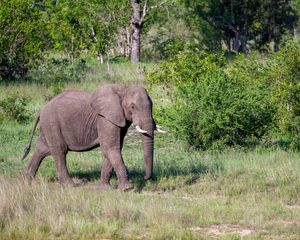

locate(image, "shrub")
[[148, 52, 276, 150], [0, 0, 47, 80], [268, 41, 300, 150], [0, 108, 4, 124], [0, 93, 31, 123], [27, 56, 88, 99], [29, 57, 87, 85]]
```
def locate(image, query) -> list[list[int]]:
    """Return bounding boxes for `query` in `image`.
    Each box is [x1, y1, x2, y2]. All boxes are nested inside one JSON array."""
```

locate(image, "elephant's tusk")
[[136, 125, 147, 133], [156, 125, 167, 133]]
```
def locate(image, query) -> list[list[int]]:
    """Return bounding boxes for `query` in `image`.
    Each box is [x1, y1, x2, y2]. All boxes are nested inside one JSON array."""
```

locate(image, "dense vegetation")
[[1, 0, 300, 77], [148, 42, 300, 150]]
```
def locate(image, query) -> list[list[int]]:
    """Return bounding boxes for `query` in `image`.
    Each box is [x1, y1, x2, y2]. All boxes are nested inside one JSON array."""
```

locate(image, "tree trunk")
[[126, 28, 132, 58], [233, 30, 239, 52], [131, 0, 146, 63], [131, 24, 141, 63], [239, 24, 248, 53], [225, 30, 231, 52], [97, 53, 104, 64], [293, 20, 298, 39]]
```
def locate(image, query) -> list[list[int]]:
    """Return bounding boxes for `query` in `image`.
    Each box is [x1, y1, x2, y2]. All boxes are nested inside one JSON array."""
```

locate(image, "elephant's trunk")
[[142, 133, 154, 180], [140, 120, 154, 180]]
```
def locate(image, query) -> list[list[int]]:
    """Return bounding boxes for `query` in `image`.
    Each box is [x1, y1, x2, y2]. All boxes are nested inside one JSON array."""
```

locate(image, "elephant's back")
[[40, 89, 92, 122], [46, 89, 90, 107], [51, 89, 91, 104]]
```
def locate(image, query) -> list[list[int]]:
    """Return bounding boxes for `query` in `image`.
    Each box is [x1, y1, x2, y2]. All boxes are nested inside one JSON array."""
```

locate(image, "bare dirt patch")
[[191, 224, 254, 238], [285, 205, 300, 210]]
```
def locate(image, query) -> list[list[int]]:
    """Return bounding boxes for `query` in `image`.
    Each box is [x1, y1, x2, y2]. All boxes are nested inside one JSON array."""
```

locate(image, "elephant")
[[22, 84, 165, 191]]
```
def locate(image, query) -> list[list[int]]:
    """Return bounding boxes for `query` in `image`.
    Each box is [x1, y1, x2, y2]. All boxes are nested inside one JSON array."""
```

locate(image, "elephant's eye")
[[130, 104, 135, 111]]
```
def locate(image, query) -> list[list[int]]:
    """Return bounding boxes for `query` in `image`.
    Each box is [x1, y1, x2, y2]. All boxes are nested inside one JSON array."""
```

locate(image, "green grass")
[[0, 62, 300, 239]]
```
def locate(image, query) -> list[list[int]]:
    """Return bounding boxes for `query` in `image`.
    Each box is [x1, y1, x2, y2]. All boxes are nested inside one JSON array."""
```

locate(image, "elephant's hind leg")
[[51, 150, 74, 186], [23, 135, 50, 180], [45, 128, 74, 186]]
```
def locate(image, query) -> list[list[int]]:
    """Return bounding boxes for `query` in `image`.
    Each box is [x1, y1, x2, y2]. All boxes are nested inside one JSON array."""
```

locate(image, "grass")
[[0, 62, 300, 239]]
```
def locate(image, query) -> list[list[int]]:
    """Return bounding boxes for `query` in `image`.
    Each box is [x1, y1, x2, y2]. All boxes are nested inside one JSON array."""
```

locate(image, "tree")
[[46, 0, 129, 62], [184, 0, 297, 53], [256, 0, 297, 51], [130, 0, 172, 63], [0, 0, 48, 80], [131, 0, 147, 63], [291, 0, 300, 37]]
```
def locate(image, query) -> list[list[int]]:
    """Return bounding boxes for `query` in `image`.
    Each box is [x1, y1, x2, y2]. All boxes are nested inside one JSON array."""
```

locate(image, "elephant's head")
[[90, 84, 158, 180]]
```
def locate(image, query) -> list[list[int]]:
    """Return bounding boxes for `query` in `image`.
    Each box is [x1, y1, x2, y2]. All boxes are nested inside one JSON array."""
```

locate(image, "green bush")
[[0, 93, 31, 123], [27, 56, 88, 99], [268, 41, 300, 150], [0, 0, 48, 81], [29, 57, 87, 85], [148, 52, 276, 150], [0, 108, 4, 124]]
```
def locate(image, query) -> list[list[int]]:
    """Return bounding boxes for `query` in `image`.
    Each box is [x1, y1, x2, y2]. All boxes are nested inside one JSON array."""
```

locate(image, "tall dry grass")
[[0, 149, 299, 239]]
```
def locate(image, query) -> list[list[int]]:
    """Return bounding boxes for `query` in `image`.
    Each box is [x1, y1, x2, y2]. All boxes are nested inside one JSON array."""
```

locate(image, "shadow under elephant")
[[69, 160, 213, 192]]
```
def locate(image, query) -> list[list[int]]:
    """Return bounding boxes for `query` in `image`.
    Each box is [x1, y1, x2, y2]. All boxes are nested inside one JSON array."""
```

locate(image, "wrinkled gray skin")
[[23, 84, 155, 191]]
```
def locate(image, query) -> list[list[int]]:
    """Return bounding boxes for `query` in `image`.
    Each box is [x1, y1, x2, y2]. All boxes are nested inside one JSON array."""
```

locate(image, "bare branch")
[[139, 0, 148, 25]]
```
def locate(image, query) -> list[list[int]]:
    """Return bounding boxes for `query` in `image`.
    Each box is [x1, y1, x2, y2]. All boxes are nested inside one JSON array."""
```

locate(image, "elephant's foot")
[[118, 181, 134, 191], [22, 171, 34, 182]]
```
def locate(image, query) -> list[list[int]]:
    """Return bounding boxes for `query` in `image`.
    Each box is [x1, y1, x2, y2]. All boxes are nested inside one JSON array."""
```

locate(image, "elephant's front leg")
[[99, 158, 114, 189], [98, 118, 133, 191]]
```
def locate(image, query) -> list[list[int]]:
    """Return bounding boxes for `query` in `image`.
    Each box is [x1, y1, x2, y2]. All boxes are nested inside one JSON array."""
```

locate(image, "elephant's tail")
[[21, 115, 40, 161]]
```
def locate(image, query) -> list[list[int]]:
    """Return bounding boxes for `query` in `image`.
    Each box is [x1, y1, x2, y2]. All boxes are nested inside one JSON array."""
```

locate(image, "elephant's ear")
[[90, 86, 126, 127]]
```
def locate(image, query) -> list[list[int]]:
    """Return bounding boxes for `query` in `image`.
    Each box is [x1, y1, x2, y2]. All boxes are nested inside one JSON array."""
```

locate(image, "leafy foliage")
[[27, 56, 88, 99], [46, 0, 129, 59], [148, 52, 276, 149], [0, 0, 131, 81], [0, 0, 48, 80], [0, 93, 31, 123], [268, 41, 300, 149], [141, 2, 222, 61], [1, 0, 300, 80], [149, 42, 300, 150], [183, 0, 297, 52]]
